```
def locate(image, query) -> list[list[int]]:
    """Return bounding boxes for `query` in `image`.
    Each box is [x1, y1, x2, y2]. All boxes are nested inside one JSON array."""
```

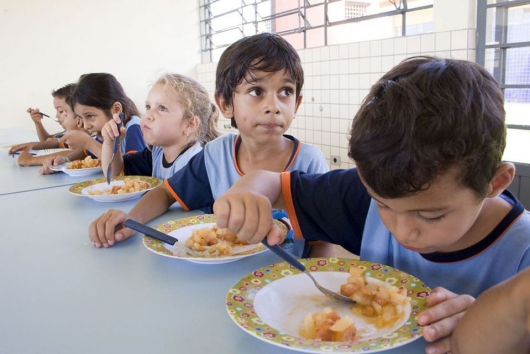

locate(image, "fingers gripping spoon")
[[106, 112, 123, 184]]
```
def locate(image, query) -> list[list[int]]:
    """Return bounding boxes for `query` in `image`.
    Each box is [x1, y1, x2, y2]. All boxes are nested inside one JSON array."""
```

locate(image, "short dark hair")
[[68, 73, 140, 125], [51, 83, 76, 100], [349, 56, 506, 199], [215, 33, 304, 128]]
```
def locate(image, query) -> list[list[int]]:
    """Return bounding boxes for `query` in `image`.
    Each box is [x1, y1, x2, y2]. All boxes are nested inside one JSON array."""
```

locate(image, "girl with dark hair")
[[40, 73, 146, 174]]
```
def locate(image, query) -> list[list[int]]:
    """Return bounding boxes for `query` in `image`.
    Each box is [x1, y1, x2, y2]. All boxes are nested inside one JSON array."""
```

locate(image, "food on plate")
[[87, 178, 150, 196], [299, 307, 357, 341], [67, 156, 101, 169], [340, 266, 410, 328], [184, 225, 249, 256]]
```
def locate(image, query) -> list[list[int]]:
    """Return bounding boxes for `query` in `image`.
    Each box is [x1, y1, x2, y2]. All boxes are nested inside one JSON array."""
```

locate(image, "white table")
[[0, 181, 428, 353]]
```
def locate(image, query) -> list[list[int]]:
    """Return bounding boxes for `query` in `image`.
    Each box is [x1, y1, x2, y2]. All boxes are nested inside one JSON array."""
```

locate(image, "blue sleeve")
[[289, 168, 371, 255], [165, 151, 214, 213], [123, 148, 153, 176], [123, 124, 146, 154]]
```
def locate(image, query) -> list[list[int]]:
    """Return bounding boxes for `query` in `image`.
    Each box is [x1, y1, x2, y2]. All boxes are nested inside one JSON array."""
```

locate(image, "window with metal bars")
[[477, 0, 530, 131], [199, 0, 434, 63]]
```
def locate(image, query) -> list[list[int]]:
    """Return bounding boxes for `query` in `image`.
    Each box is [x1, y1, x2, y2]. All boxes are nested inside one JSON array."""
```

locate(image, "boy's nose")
[[392, 215, 419, 243], [263, 94, 281, 115]]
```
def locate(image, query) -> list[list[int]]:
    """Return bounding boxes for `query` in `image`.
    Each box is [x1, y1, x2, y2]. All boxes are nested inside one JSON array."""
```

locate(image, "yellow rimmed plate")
[[226, 258, 431, 353], [68, 175, 162, 202], [142, 214, 287, 264]]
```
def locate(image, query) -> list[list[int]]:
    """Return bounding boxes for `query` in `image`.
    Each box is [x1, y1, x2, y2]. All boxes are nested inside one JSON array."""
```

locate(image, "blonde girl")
[[102, 73, 220, 179]]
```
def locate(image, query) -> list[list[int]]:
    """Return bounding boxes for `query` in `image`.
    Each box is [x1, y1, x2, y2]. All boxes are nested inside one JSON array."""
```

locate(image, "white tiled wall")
[[196, 29, 476, 170]]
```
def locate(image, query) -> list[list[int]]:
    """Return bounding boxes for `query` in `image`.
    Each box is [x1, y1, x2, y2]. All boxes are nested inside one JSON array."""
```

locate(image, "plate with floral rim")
[[142, 214, 288, 264], [226, 258, 431, 353], [68, 175, 162, 202]]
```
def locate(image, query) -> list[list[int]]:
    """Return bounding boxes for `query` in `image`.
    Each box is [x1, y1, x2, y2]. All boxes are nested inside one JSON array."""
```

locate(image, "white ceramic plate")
[[50, 162, 102, 176], [68, 176, 162, 202], [227, 259, 431, 353], [142, 215, 284, 264]]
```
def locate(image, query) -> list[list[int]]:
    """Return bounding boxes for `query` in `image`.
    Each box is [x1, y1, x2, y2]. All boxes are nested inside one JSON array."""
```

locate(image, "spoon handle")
[[262, 238, 306, 272], [124, 219, 178, 245]]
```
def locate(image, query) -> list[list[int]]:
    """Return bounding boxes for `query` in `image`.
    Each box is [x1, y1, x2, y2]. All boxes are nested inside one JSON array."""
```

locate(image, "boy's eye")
[[158, 105, 167, 112], [418, 213, 446, 224], [145, 105, 151, 111], [249, 88, 262, 97], [280, 88, 294, 97]]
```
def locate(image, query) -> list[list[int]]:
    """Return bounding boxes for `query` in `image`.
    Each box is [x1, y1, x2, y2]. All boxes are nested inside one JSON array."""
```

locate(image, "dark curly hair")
[[349, 56, 506, 199]]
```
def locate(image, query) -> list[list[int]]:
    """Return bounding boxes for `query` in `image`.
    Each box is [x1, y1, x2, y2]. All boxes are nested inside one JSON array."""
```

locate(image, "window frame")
[[476, 0, 530, 131], [199, 0, 434, 63]]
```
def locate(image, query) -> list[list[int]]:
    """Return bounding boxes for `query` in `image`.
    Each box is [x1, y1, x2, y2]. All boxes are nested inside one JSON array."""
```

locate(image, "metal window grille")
[[199, 0, 434, 63], [477, 0, 530, 131]]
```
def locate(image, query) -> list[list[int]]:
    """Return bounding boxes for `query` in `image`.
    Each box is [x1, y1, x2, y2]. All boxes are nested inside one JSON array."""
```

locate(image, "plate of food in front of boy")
[[226, 259, 431, 353], [50, 156, 103, 176], [68, 175, 162, 202], [142, 214, 288, 264]]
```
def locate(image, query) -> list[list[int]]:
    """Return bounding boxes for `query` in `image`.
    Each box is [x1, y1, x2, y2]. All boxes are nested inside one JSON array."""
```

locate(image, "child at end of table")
[[102, 73, 220, 180], [40, 73, 147, 174], [27, 84, 73, 142], [213, 56, 530, 354], [88, 32, 329, 249], [452, 267, 530, 354], [11, 84, 89, 166]]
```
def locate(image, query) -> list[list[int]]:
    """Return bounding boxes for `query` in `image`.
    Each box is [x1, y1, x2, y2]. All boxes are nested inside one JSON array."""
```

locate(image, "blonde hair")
[[155, 73, 220, 146]]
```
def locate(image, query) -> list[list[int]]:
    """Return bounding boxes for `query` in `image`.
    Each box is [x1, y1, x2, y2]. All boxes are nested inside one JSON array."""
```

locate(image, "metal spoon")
[[106, 112, 123, 184], [261, 238, 354, 303]]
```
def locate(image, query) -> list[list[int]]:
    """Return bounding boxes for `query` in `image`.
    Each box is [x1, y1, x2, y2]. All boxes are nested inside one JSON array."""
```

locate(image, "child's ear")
[[186, 115, 200, 133], [214, 93, 234, 119], [111, 101, 123, 115], [76, 117, 84, 129], [294, 94, 303, 114], [486, 162, 516, 198]]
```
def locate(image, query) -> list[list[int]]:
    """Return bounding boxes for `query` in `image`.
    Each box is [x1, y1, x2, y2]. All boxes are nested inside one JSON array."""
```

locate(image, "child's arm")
[[28, 108, 52, 142], [88, 185, 176, 248], [416, 287, 475, 354], [214, 170, 286, 245], [9, 139, 60, 155], [452, 268, 530, 354], [17, 150, 70, 167], [59, 131, 103, 159]]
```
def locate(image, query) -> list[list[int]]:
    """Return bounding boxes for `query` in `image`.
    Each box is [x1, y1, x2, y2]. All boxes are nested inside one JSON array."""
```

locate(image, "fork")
[[261, 238, 354, 303], [123, 219, 198, 256], [106, 112, 123, 184]]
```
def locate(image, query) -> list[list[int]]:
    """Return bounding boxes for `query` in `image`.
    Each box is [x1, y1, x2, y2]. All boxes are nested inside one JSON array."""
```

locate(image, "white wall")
[[0, 0, 200, 133]]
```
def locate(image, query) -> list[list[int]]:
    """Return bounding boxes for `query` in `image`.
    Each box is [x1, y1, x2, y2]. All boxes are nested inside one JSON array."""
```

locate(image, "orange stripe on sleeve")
[[163, 179, 190, 211], [280, 172, 304, 240]]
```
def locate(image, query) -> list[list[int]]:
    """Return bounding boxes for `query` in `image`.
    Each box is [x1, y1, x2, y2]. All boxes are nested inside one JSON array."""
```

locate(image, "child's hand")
[[59, 130, 92, 150], [39, 155, 65, 175], [417, 287, 475, 354], [8, 142, 35, 155], [214, 190, 285, 245], [88, 210, 137, 248], [101, 114, 124, 146], [27, 108, 43, 124], [17, 151, 33, 166]]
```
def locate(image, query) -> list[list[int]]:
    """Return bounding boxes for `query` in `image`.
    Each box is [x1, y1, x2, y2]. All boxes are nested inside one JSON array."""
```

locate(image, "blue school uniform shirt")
[[164, 133, 329, 213], [123, 143, 203, 179], [121, 115, 146, 154], [282, 168, 530, 297]]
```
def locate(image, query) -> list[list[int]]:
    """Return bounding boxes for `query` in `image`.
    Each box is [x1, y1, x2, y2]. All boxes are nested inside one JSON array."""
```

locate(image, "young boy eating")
[[213, 56, 530, 354], [88, 33, 328, 249]]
